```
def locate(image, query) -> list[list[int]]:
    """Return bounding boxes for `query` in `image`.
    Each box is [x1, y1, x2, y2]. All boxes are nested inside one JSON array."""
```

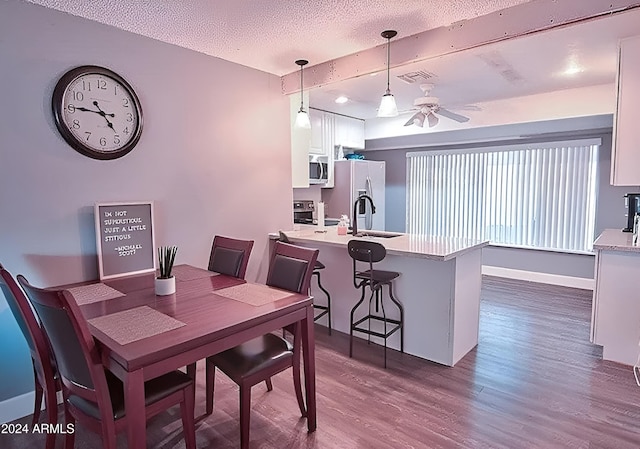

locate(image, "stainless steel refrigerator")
[[323, 160, 385, 231]]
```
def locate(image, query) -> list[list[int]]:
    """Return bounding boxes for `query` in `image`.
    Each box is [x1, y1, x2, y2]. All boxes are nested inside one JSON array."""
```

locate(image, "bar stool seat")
[[348, 240, 404, 368]]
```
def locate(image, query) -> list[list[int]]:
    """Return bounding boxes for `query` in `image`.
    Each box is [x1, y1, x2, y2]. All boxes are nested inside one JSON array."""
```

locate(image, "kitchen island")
[[591, 229, 640, 366], [280, 226, 489, 366]]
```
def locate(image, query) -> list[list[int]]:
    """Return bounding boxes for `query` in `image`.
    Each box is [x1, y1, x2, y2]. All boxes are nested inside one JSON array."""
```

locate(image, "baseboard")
[[0, 391, 36, 424], [482, 265, 594, 290], [0, 390, 62, 424]]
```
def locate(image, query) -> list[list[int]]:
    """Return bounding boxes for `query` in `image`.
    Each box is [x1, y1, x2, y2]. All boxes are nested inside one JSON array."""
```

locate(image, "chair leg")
[[350, 286, 367, 358], [32, 380, 43, 426], [239, 385, 252, 449], [180, 384, 197, 449], [292, 324, 307, 418], [315, 271, 332, 335], [388, 282, 404, 353], [44, 385, 58, 449], [265, 378, 273, 391], [64, 407, 76, 449], [205, 361, 216, 415]]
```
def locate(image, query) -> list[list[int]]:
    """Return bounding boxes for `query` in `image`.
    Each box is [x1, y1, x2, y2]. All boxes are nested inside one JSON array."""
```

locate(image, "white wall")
[[0, 0, 292, 404]]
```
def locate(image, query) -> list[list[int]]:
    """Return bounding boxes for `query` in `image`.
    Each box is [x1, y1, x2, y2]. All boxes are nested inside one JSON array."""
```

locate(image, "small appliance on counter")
[[623, 193, 640, 232], [293, 200, 315, 225]]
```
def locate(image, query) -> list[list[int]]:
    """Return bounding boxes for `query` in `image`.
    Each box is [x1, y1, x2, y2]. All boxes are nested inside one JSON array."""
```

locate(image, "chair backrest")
[[0, 264, 56, 389], [267, 241, 319, 294], [347, 240, 387, 288], [17, 275, 114, 423], [208, 235, 254, 279]]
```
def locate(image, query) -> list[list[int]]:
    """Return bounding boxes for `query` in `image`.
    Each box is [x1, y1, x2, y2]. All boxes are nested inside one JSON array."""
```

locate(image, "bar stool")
[[347, 240, 404, 368], [279, 231, 332, 334]]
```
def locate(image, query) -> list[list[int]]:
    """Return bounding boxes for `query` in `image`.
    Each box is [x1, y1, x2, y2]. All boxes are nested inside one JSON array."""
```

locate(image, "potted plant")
[[155, 245, 177, 296]]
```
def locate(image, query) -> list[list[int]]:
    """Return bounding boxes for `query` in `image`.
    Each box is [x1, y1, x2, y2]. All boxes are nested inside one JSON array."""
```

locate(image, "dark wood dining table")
[[72, 264, 317, 448]]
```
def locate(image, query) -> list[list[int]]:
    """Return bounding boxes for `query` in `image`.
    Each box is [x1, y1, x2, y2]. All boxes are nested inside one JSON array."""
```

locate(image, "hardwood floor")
[[4, 276, 640, 448]]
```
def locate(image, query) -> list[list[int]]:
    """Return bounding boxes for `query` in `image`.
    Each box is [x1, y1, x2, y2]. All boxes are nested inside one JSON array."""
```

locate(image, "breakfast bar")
[[281, 227, 489, 366]]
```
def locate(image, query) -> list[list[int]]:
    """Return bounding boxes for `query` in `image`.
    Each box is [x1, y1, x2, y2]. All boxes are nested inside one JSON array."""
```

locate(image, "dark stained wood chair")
[[186, 235, 256, 379], [17, 275, 196, 449], [0, 264, 60, 449], [278, 230, 332, 334], [205, 241, 319, 449], [208, 235, 255, 278]]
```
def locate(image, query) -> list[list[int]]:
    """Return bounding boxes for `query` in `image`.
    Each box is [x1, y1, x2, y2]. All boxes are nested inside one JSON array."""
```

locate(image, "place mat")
[[215, 283, 294, 306], [171, 265, 219, 281], [88, 306, 186, 345], [67, 283, 125, 306]]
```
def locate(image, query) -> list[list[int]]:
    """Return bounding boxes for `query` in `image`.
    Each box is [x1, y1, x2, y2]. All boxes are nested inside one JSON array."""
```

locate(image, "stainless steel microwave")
[[309, 155, 328, 184]]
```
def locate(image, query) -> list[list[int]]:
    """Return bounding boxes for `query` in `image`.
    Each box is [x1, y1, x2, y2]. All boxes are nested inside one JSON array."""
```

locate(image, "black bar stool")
[[279, 231, 332, 334], [347, 240, 404, 368]]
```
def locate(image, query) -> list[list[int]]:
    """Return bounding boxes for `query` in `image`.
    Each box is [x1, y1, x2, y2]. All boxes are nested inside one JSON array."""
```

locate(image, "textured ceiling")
[[24, 0, 533, 76]]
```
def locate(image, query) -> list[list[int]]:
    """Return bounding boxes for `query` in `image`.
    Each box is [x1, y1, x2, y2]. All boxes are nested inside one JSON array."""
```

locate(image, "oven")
[[293, 200, 315, 225]]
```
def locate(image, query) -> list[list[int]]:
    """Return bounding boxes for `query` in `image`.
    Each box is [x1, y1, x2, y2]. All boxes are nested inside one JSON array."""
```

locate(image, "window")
[[406, 139, 600, 253]]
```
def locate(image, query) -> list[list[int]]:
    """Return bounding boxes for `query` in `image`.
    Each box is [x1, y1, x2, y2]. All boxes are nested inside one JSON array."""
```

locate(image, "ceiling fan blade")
[[404, 111, 426, 127], [436, 107, 470, 123], [426, 111, 439, 127]]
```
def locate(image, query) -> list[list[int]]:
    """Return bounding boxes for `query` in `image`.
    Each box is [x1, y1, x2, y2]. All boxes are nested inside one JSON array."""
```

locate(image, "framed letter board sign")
[[95, 201, 156, 280]]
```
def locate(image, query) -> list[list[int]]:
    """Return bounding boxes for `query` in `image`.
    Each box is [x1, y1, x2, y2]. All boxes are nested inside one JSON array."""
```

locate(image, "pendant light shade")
[[377, 30, 398, 118], [294, 59, 311, 129]]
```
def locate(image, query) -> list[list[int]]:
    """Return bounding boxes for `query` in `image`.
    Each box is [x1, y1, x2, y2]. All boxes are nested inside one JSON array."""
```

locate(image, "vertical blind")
[[406, 139, 600, 252]]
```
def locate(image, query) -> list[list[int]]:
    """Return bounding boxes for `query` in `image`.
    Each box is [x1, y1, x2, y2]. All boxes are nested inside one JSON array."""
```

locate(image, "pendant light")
[[294, 59, 311, 129], [377, 30, 398, 118]]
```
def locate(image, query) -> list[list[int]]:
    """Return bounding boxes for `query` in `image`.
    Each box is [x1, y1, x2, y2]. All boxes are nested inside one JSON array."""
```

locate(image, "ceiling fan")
[[404, 84, 472, 128]]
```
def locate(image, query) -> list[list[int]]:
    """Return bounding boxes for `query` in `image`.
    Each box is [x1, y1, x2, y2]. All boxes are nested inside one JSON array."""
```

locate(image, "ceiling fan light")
[[295, 109, 311, 129], [427, 111, 439, 127], [378, 93, 398, 117]]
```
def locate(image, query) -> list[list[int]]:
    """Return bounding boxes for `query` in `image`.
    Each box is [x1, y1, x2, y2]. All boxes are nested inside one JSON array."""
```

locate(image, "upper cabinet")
[[611, 35, 640, 186], [335, 115, 365, 150], [309, 109, 324, 155], [290, 94, 310, 188]]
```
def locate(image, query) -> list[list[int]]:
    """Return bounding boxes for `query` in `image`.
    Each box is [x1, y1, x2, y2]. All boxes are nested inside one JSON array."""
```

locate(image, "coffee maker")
[[623, 193, 640, 232]]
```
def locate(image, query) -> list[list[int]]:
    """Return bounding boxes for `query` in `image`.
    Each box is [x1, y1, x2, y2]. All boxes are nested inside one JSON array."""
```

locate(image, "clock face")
[[52, 66, 143, 160]]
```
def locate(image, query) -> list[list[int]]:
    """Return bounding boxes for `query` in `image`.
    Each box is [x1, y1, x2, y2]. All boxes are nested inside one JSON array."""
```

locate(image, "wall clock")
[[52, 65, 143, 160]]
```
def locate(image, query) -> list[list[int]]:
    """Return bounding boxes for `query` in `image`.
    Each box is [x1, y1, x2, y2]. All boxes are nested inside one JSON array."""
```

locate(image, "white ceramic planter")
[[155, 276, 176, 296]]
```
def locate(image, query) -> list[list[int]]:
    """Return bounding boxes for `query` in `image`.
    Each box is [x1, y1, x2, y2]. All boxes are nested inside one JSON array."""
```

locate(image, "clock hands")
[[75, 101, 116, 132], [92, 101, 116, 132]]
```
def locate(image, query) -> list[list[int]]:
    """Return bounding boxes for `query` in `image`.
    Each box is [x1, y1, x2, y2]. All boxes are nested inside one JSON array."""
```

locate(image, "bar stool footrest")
[[352, 315, 402, 339]]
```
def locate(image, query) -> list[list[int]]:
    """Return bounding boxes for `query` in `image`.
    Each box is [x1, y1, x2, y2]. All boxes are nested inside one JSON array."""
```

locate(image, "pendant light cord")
[[386, 37, 391, 94], [299, 64, 304, 111]]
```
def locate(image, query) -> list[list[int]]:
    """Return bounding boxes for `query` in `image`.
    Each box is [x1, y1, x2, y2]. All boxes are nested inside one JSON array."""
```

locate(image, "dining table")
[[64, 264, 317, 448]]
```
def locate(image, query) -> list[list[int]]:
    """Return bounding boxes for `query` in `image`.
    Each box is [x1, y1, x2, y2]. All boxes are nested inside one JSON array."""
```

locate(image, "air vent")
[[396, 70, 437, 84]]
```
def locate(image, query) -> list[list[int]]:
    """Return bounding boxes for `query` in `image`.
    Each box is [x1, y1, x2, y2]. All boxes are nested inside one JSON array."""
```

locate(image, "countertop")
[[276, 226, 489, 261], [593, 229, 640, 253]]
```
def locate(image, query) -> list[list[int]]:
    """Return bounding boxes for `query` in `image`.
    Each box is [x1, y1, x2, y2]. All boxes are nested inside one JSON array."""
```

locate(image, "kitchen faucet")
[[351, 194, 376, 236]]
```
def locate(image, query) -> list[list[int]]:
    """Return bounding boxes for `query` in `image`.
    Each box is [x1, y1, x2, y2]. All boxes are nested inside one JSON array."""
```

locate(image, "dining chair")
[[0, 264, 60, 449], [205, 241, 319, 449], [208, 235, 255, 278], [278, 230, 332, 334], [186, 235, 256, 380], [17, 275, 196, 449]]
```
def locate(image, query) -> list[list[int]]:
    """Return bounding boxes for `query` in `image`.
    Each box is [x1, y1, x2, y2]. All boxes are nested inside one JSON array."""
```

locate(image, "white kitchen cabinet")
[[335, 114, 365, 150], [290, 94, 310, 188], [321, 112, 336, 188], [591, 230, 640, 366], [309, 108, 324, 155], [611, 35, 640, 186]]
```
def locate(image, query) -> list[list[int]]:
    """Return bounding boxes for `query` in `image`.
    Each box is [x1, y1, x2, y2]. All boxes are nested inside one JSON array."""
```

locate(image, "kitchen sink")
[[355, 231, 403, 239]]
